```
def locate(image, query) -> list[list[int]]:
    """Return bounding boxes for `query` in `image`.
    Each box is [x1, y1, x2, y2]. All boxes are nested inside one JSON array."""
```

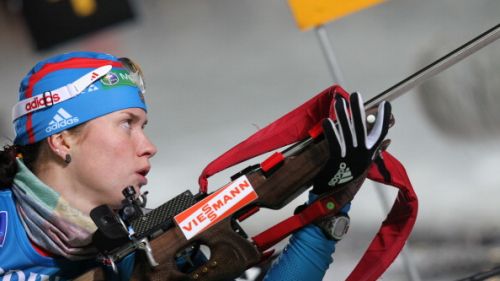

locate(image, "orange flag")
[[288, 0, 385, 30]]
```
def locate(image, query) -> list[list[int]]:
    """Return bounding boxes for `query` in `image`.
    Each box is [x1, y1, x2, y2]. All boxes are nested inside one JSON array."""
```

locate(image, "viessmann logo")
[[174, 176, 258, 240], [45, 108, 79, 133]]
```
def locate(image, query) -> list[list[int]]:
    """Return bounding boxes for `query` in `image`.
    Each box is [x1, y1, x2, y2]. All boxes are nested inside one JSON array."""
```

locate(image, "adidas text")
[[45, 109, 79, 133], [25, 93, 61, 111], [45, 117, 79, 132]]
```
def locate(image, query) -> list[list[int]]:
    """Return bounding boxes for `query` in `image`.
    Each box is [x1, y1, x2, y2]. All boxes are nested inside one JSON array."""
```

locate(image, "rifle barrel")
[[365, 23, 500, 108]]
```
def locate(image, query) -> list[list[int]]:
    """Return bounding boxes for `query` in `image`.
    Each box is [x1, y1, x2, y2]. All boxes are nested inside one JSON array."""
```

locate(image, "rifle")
[[76, 23, 500, 281]]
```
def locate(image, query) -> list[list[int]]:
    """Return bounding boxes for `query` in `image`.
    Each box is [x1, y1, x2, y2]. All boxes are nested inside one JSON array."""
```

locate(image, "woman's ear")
[[46, 131, 73, 163]]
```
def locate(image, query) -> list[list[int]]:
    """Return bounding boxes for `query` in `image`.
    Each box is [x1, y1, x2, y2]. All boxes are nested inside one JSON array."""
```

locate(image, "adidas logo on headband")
[[46, 108, 79, 133]]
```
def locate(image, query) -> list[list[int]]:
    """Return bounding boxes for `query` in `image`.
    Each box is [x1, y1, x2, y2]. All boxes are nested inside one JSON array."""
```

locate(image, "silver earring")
[[64, 154, 72, 164]]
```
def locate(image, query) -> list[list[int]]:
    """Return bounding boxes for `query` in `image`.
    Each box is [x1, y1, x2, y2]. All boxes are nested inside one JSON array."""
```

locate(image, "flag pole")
[[314, 25, 345, 84], [314, 23, 422, 281]]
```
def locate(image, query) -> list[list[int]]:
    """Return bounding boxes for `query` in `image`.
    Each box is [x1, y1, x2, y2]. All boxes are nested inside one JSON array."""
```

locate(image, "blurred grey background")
[[1, 0, 499, 280]]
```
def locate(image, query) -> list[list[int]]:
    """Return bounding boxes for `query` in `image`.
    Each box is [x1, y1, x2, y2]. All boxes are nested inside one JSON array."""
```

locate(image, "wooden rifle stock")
[[138, 135, 332, 280]]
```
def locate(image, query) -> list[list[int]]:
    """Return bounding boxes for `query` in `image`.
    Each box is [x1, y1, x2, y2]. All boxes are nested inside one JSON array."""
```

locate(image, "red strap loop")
[[196, 85, 418, 280], [198, 85, 348, 193]]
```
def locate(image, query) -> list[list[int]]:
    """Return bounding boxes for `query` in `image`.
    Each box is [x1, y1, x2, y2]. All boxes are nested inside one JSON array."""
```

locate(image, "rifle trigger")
[[137, 238, 159, 268]]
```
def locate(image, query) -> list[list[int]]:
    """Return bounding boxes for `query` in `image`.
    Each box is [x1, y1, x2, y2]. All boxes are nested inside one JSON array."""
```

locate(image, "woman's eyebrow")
[[120, 112, 148, 126]]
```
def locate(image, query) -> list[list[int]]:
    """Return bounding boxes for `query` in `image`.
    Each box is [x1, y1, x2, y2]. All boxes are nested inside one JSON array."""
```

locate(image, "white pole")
[[314, 23, 422, 281], [314, 25, 345, 84]]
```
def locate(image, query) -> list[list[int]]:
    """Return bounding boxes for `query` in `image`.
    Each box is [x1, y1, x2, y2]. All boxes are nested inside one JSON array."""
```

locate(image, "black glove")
[[312, 92, 392, 194]]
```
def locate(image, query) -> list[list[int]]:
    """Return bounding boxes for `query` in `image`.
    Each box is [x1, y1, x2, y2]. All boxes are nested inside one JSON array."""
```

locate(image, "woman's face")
[[68, 108, 157, 209]]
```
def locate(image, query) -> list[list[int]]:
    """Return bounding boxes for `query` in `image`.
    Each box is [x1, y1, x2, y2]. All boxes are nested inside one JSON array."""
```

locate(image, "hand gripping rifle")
[[78, 23, 499, 281]]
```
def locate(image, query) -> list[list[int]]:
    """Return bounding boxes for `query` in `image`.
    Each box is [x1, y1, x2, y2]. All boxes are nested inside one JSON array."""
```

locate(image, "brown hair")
[[0, 142, 43, 187]]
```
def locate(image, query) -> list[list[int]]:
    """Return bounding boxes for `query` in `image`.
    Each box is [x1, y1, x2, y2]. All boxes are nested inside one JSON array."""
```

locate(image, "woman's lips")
[[136, 167, 150, 186]]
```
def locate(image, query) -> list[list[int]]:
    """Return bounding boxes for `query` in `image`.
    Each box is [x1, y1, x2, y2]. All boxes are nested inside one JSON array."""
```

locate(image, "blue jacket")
[[0, 189, 135, 280]]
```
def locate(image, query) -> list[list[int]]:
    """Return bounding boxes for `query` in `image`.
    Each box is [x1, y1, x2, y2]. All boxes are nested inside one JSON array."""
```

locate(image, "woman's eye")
[[121, 119, 132, 129]]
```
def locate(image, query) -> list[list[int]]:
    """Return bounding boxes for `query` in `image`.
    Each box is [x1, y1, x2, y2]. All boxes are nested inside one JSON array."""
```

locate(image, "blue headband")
[[13, 51, 146, 145]]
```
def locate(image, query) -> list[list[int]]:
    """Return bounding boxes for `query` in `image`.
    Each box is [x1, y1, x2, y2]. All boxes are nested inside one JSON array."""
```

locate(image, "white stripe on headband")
[[12, 65, 112, 121]]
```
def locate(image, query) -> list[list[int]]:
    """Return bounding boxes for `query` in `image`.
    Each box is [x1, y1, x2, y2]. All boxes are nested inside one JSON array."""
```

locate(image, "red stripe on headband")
[[23, 57, 123, 144], [24, 58, 123, 99], [27, 115, 34, 144]]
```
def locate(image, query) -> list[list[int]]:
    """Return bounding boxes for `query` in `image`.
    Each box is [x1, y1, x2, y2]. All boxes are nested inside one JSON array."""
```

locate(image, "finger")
[[322, 118, 345, 158], [334, 95, 355, 150], [366, 101, 392, 149], [349, 92, 367, 149]]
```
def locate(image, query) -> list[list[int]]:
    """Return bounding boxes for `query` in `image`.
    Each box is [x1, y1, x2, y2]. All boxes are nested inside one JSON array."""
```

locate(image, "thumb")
[[366, 101, 392, 149]]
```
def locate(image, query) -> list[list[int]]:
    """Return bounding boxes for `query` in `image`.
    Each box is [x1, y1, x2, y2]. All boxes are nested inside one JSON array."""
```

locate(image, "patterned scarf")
[[11, 159, 98, 260]]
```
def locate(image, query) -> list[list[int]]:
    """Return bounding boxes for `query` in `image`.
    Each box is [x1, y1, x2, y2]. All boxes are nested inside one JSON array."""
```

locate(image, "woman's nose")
[[138, 133, 157, 158]]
